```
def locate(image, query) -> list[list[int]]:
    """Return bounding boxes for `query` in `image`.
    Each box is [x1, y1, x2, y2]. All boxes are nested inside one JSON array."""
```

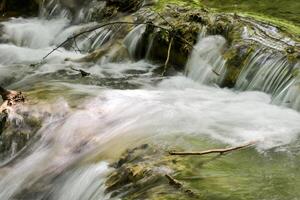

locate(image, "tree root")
[[169, 141, 256, 156]]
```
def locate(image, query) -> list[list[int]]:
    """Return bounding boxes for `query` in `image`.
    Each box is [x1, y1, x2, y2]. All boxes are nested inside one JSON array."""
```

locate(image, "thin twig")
[[212, 69, 221, 76], [169, 141, 256, 156], [73, 37, 82, 53], [162, 37, 173, 76]]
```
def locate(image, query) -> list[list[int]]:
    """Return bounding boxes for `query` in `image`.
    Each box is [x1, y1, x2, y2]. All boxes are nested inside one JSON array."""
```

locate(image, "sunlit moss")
[[155, 0, 300, 37]]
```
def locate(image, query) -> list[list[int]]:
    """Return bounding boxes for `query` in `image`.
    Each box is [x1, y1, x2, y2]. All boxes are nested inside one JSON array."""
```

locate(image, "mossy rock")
[[105, 144, 198, 199], [0, 108, 43, 159]]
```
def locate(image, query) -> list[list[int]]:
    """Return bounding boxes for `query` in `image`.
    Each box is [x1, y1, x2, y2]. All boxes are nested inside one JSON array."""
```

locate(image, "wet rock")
[[0, 108, 43, 160], [0, 111, 8, 136], [132, 5, 299, 86], [105, 144, 197, 199], [221, 43, 256, 87]]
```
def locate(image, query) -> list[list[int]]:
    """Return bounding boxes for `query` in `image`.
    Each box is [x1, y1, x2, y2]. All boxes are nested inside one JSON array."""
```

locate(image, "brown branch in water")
[[70, 67, 91, 77], [212, 69, 221, 76], [162, 37, 173, 76], [165, 174, 183, 188], [165, 174, 197, 197], [169, 141, 257, 156], [42, 21, 194, 61]]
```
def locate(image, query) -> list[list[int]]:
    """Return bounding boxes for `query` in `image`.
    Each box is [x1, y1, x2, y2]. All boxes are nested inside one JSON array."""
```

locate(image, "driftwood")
[[169, 141, 256, 156]]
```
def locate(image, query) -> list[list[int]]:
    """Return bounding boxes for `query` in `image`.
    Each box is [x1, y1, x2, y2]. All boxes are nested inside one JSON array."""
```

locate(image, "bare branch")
[[169, 141, 257, 156], [42, 21, 194, 60], [165, 174, 197, 197], [70, 67, 91, 77], [162, 37, 173, 76]]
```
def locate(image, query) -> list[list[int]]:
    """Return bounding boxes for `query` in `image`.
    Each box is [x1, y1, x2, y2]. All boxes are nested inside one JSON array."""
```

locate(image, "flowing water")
[[0, 3, 300, 200]]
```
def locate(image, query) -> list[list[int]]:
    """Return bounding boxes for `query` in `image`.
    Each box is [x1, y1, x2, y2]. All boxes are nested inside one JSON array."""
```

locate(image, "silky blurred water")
[[0, 14, 299, 200]]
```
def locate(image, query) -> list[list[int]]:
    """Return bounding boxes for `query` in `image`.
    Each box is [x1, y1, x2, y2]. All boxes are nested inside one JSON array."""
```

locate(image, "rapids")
[[0, 3, 299, 200]]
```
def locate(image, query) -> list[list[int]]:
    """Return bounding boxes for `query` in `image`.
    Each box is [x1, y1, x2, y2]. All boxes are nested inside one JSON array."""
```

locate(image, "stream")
[[0, 3, 300, 200]]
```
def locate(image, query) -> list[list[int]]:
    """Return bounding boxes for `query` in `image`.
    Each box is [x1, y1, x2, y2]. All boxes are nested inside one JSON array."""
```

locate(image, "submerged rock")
[[105, 144, 198, 199], [0, 106, 43, 160], [0, 112, 7, 136]]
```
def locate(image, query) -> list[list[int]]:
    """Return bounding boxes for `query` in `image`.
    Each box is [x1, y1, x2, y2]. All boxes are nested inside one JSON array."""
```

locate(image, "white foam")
[[1, 18, 69, 49]]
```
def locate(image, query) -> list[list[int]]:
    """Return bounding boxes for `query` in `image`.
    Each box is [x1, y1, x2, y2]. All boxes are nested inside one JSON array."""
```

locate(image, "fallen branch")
[[162, 37, 173, 76], [42, 21, 194, 60], [70, 67, 91, 77], [169, 141, 256, 156], [212, 69, 221, 76], [165, 174, 197, 197], [165, 174, 182, 188]]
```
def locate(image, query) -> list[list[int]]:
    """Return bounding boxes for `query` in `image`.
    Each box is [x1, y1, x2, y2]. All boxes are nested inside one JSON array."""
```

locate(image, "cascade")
[[123, 24, 147, 60], [185, 34, 227, 85], [186, 35, 300, 109], [0, 0, 299, 199]]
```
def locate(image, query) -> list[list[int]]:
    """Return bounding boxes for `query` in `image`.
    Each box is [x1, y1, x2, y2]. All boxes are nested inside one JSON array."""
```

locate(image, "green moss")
[[238, 12, 300, 39], [155, 0, 300, 38], [154, 0, 203, 11]]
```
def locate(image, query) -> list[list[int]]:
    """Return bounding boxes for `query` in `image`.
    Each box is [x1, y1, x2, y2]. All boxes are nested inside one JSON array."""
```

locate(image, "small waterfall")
[[272, 62, 300, 110], [1, 18, 68, 49], [235, 49, 294, 96], [185, 35, 227, 85], [235, 48, 300, 109], [186, 34, 300, 110], [123, 24, 147, 60], [76, 27, 113, 52], [40, 0, 72, 20], [40, 0, 106, 23]]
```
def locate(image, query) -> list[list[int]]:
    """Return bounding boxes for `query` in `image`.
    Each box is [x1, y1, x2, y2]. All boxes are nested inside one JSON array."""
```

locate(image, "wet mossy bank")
[[55, 1, 299, 89], [123, 4, 300, 88]]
